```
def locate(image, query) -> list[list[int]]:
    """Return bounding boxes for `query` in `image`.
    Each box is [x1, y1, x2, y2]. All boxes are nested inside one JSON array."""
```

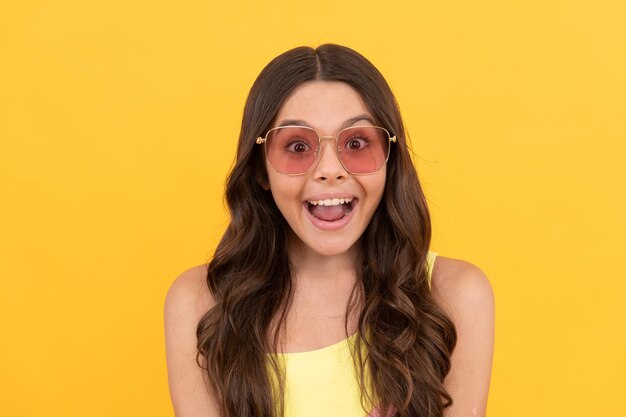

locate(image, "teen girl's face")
[[264, 80, 387, 258]]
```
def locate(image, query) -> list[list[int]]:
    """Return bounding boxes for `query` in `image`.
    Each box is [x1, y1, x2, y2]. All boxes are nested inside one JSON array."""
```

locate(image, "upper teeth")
[[308, 198, 353, 206]]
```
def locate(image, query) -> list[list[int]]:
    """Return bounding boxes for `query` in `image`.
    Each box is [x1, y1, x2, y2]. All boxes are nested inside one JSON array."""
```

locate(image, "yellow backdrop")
[[1, 1, 624, 416]]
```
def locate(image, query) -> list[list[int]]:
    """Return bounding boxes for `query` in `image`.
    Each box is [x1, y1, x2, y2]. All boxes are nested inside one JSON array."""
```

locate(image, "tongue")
[[309, 204, 347, 221]]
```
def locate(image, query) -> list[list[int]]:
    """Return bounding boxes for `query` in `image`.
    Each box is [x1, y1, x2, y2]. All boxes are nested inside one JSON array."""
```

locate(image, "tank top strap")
[[426, 250, 438, 289]]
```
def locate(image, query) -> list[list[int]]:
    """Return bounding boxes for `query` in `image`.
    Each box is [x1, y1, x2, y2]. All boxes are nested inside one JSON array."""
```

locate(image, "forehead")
[[273, 80, 374, 131]]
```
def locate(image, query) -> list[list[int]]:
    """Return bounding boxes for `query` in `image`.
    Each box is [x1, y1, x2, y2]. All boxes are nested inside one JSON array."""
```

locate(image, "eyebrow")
[[276, 114, 377, 130]]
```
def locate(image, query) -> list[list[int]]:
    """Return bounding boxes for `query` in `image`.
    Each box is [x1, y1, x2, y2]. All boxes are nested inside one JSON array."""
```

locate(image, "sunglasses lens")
[[264, 126, 390, 175], [337, 126, 389, 174], [266, 127, 318, 174]]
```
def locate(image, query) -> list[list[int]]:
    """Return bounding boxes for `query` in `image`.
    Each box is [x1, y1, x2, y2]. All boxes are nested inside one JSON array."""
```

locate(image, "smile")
[[307, 197, 354, 206], [303, 197, 359, 230]]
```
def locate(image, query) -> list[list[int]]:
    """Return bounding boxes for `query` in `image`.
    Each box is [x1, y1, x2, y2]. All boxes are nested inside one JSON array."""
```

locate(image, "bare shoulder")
[[430, 255, 495, 417], [164, 263, 216, 321], [164, 264, 220, 417], [431, 255, 494, 316]]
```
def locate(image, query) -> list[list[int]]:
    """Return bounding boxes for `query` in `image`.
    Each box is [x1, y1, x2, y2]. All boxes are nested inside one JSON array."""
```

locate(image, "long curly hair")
[[196, 44, 457, 417]]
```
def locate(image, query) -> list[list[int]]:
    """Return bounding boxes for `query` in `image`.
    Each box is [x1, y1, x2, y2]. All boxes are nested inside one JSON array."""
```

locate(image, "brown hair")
[[196, 44, 456, 417]]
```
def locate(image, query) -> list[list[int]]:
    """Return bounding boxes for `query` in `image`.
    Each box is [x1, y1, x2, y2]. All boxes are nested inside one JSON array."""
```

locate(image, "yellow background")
[[1, 1, 624, 416]]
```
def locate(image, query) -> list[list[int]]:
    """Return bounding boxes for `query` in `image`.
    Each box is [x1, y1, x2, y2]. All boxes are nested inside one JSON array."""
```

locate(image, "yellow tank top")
[[269, 251, 438, 417]]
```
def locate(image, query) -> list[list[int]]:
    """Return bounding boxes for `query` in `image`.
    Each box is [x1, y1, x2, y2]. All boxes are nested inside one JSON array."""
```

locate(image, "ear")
[[253, 153, 270, 190], [257, 173, 270, 191], [258, 179, 270, 191]]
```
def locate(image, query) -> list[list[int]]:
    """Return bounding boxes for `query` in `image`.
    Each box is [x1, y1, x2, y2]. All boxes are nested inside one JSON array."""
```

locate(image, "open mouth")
[[304, 198, 357, 222]]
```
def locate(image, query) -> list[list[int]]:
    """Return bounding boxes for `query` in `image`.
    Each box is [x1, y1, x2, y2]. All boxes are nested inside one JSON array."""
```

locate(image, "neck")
[[287, 234, 357, 279], [285, 233, 361, 317]]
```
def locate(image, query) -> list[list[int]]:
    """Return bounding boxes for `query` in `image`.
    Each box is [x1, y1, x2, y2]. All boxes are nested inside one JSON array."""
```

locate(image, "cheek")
[[370, 173, 387, 203], [358, 174, 387, 221], [267, 175, 303, 213], [368, 176, 387, 218]]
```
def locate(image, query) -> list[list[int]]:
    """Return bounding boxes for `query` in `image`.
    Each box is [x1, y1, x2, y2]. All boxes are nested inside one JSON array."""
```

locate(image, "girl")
[[165, 44, 494, 417]]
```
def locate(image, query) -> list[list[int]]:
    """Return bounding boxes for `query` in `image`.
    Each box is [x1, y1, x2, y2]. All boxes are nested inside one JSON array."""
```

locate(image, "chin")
[[308, 239, 357, 258]]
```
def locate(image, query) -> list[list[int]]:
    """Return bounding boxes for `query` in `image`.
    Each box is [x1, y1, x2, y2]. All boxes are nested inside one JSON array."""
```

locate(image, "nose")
[[312, 136, 347, 181]]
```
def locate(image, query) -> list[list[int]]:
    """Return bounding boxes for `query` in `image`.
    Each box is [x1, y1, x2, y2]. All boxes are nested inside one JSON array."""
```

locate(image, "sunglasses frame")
[[255, 125, 396, 176]]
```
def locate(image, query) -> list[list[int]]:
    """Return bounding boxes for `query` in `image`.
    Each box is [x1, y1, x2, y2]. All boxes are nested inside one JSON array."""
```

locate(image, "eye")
[[285, 140, 311, 153], [345, 136, 369, 150]]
